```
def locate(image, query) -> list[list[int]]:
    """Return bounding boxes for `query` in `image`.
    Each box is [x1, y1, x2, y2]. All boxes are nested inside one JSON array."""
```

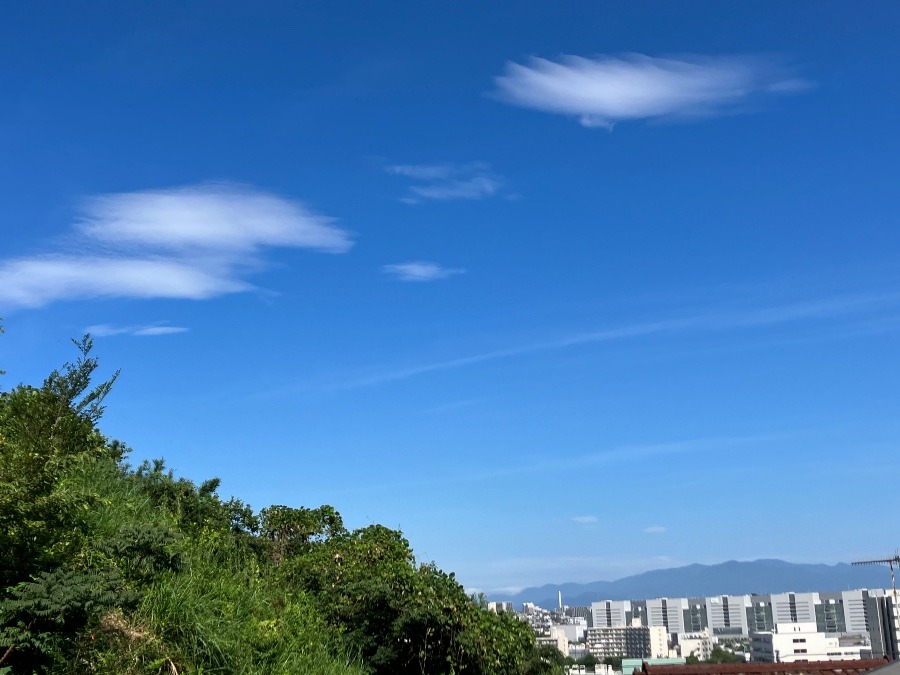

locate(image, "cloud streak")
[[338, 291, 899, 389], [493, 53, 809, 129], [328, 432, 792, 497], [85, 323, 188, 337], [0, 183, 352, 309], [386, 162, 502, 203], [643, 526, 667, 534], [382, 261, 466, 282], [572, 515, 599, 525]]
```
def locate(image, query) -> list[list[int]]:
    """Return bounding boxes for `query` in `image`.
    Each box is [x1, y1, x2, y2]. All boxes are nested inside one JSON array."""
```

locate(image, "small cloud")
[[386, 162, 503, 202], [572, 515, 599, 525], [382, 261, 465, 282], [387, 165, 457, 181], [643, 525, 667, 534], [86, 323, 188, 337], [492, 53, 809, 129], [133, 326, 189, 336], [0, 183, 352, 310]]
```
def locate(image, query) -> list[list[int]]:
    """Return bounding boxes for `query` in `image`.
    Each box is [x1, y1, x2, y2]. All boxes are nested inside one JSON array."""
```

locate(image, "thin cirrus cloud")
[[386, 162, 502, 203], [382, 261, 466, 282], [333, 290, 898, 390], [492, 53, 810, 129], [643, 526, 667, 534], [0, 183, 352, 310], [84, 323, 189, 337], [572, 515, 599, 525]]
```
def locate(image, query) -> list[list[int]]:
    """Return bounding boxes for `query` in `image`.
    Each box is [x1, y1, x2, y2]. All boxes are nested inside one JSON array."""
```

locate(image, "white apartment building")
[[487, 601, 514, 613], [750, 622, 871, 663], [552, 619, 588, 643], [537, 627, 569, 655], [586, 625, 669, 659], [649, 626, 669, 659], [678, 629, 713, 660]]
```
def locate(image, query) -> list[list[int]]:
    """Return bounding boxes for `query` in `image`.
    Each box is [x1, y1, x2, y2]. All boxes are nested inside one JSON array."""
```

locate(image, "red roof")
[[640, 659, 890, 675]]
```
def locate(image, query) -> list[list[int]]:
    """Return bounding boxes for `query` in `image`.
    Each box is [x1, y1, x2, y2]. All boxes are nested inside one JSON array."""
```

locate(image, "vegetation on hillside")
[[0, 332, 559, 674]]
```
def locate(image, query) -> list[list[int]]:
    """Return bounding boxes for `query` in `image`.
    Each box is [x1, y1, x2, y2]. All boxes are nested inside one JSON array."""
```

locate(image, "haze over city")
[[3, 1, 899, 595]]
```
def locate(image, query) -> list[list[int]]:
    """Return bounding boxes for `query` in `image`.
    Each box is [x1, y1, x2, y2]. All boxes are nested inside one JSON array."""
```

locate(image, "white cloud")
[[493, 53, 809, 128], [382, 261, 465, 282], [79, 184, 350, 253], [643, 526, 667, 534], [85, 323, 188, 337], [572, 515, 599, 525], [386, 162, 502, 202], [0, 183, 352, 309], [387, 164, 457, 180]]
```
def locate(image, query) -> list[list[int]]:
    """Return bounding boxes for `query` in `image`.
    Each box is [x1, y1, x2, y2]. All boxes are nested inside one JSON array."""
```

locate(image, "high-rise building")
[[591, 600, 631, 629], [586, 589, 892, 644], [647, 598, 686, 634], [707, 595, 751, 636], [866, 592, 900, 660]]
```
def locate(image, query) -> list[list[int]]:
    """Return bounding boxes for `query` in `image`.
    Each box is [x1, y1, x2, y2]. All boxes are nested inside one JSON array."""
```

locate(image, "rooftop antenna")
[[852, 553, 900, 600]]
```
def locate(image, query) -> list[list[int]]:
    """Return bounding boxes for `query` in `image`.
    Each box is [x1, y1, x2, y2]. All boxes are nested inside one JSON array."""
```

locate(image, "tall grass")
[[135, 540, 361, 674], [64, 458, 361, 675]]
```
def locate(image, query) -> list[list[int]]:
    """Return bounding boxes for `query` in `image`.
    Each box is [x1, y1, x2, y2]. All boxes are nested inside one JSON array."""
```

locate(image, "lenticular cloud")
[[79, 184, 351, 253], [493, 53, 808, 129], [0, 183, 353, 309]]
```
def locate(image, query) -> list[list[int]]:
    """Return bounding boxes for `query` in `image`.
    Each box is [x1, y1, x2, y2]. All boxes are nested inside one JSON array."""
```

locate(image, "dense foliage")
[[0, 334, 559, 674], [685, 646, 743, 664]]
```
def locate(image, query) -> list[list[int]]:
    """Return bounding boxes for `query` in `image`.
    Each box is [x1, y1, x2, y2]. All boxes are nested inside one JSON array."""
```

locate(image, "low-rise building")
[[751, 622, 872, 662], [678, 628, 714, 660]]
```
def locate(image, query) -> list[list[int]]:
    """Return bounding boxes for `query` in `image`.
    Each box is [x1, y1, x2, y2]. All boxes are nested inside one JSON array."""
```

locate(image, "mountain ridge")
[[489, 559, 890, 609]]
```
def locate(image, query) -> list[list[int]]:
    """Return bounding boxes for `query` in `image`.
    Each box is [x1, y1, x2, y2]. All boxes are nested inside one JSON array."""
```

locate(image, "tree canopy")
[[0, 334, 559, 674]]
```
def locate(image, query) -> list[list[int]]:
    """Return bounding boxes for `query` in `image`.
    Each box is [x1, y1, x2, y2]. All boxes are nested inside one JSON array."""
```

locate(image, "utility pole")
[[852, 554, 900, 598]]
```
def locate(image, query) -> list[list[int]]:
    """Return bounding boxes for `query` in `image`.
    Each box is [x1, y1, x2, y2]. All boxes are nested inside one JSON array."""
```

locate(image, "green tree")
[[0, 337, 125, 670], [602, 655, 622, 670], [1, 331, 545, 674], [707, 645, 742, 663]]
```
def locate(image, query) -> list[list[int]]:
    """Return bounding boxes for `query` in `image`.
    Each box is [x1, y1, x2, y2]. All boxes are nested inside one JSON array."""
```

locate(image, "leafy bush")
[[1, 333, 551, 674]]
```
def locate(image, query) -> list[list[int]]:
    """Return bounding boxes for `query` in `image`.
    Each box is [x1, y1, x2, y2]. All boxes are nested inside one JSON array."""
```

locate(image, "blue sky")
[[2, 1, 900, 594]]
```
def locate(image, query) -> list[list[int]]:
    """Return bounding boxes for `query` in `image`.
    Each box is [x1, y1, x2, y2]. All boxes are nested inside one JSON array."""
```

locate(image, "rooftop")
[[640, 659, 889, 675]]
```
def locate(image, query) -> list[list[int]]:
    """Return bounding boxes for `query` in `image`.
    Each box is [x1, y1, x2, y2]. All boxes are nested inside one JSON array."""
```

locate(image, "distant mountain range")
[[489, 559, 891, 609]]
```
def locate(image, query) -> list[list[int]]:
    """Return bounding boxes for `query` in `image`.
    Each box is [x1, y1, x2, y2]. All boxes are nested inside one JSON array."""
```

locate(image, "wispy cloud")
[[85, 323, 188, 337], [337, 291, 898, 389], [328, 433, 786, 497], [386, 162, 503, 203], [643, 526, 667, 534], [382, 261, 465, 282], [493, 53, 809, 129], [572, 515, 599, 525], [0, 183, 352, 309]]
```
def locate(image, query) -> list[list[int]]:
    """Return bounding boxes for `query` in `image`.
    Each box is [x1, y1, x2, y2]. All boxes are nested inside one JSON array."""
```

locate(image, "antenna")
[[852, 553, 900, 599]]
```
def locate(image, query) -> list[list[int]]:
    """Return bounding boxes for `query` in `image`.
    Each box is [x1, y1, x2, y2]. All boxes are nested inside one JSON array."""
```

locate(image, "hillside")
[[492, 559, 890, 609]]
